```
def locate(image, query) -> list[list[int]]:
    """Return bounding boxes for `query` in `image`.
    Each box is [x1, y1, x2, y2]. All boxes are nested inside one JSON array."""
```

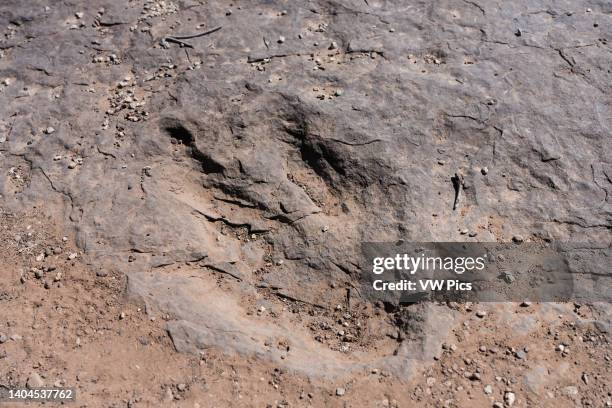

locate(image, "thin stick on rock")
[[169, 26, 222, 40]]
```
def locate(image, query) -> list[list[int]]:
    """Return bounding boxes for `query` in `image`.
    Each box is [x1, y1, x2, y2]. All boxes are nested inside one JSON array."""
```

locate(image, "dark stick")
[[169, 26, 222, 40], [163, 37, 194, 48]]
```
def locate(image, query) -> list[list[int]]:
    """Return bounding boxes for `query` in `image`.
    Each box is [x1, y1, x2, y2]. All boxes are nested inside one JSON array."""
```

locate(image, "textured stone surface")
[[0, 0, 610, 378]]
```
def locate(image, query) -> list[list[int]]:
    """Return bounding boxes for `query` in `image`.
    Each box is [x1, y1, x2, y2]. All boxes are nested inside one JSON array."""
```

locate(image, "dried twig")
[[170, 26, 222, 40], [161, 26, 223, 49], [163, 37, 193, 48]]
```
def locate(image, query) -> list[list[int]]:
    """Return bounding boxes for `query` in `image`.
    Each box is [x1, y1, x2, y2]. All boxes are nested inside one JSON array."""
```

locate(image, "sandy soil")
[[1, 209, 609, 407]]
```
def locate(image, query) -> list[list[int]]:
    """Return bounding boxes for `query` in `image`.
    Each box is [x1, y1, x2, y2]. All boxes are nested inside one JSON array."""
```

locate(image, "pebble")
[[512, 235, 524, 243], [177, 383, 187, 391], [504, 391, 516, 406], [26, 372, 44, 388], [0, 333, 7, 343], [68, 252, 78, 260], [334, 89, 343, 97], [481, 167, 488, 175], [75, 12, 84, 19], [493, 403, 503, 408], [336, 387, 346, 396], [460, 228, 469, 235], [520, 301, 532, 307], [484, 384, 493, 395], [164, 387, 174, 402], [468, 372, 481, 381], [278, 36, 285, 43], [329, 41, 338, 50], [515, 349, 526, 359], [563, 386, 578, 396], [476, 310, 487, 318], [442, 342, 457, 352], [503, 272, 516, 283], [44, 127, 55, 134]]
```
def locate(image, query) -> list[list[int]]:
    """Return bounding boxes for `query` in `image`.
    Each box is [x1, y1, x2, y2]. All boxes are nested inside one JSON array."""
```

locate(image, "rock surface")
[[0, 0, 610, 383]]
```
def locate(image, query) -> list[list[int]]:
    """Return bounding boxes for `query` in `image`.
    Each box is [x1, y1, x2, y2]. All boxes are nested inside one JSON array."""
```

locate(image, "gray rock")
[[0, 0, 610, 384]]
